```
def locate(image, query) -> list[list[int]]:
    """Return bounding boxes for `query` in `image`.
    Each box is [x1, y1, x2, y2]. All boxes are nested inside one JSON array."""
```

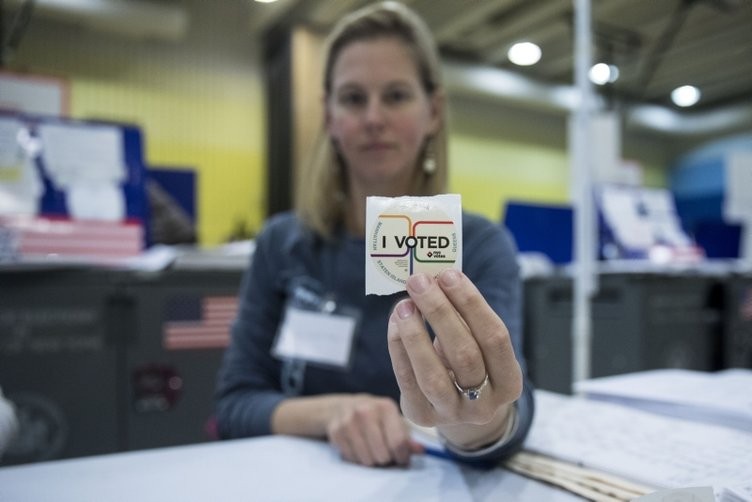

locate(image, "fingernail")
[[407, 273, 430, 293], [396, 299, 415, 319], [439, 269, 461, 287]]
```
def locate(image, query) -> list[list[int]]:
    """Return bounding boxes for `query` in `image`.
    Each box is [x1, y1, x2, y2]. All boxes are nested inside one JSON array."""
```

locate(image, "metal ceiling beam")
[[443, 58, 752, 136], [431, 0, 517, 44]]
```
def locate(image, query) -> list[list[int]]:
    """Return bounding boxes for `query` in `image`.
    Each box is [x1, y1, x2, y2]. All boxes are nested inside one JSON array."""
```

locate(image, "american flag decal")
[[163, 295, 238, 350]]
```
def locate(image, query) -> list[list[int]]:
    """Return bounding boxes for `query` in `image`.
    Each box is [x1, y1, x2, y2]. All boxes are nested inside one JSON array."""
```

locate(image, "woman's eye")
[[339, 92, 366, 107], [384, 89, 411, 104]]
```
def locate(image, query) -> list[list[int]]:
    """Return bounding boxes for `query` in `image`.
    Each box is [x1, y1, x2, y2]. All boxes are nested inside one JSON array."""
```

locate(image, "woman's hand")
[[326, 394, 423, 466], [387, 269, 523, 449]]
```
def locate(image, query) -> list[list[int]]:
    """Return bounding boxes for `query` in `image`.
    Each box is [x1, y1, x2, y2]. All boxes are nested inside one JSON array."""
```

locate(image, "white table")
[[0, 435, 582, 501]]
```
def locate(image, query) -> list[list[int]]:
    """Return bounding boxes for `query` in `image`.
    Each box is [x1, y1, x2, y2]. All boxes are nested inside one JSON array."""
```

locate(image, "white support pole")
[[571, 0, 597, 391]]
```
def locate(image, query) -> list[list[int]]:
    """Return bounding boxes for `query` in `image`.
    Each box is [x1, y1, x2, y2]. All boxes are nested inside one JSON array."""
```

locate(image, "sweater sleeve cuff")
[[218, 391, 287, 438], [440, 403, 518, 460], [439, 382, 535, 464]]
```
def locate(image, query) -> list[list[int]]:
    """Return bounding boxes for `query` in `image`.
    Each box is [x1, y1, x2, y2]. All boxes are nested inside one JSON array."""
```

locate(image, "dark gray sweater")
[[215, 211, 534, 463]]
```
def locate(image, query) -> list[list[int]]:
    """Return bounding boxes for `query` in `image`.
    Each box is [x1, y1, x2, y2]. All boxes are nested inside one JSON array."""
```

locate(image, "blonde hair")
[[296, 1, 448, 238]]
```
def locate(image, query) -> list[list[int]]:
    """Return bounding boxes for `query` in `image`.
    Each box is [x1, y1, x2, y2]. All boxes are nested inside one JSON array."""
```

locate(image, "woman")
[[216, 1, 534, 467]]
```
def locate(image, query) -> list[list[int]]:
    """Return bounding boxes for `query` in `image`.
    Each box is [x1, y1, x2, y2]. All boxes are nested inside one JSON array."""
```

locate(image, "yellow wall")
[[450, 134, 570, 221], [9, 2, 266, 246]]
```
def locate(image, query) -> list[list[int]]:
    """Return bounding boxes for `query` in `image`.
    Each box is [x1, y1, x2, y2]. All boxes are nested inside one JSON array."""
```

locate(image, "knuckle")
[[329, 426, 350, 448], [419, 293, 450, 320], [423, 379, 455, 404], [400, 324, 425, 343], [353, 404, 372, 422], [377, 397, 398, 413], [374, 450, 391, 466], [387, 327, 400, 343], [393, 365, 415, 385], [452, 347, 480, 375]]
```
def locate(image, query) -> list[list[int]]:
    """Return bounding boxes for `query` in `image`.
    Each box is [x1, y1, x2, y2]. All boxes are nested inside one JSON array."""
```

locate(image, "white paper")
[[66, 180, 125, 221], [273, 307, 356, 367], [640, 188, 690, 246], [0, 117, 43, 215], [599, 185, 696, 254], [38, 123, 126, 187], [575, 369, 752, 433], [0, 73, 66, 116], [527, 390, 752, 501], [590, 112, 622, 184], [599, 185, 653, 249], [724, 152, 752, 221], [0, 117, 23, 167]]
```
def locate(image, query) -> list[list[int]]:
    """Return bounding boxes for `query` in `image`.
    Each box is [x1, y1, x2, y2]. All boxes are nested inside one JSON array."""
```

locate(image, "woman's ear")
[[428, 90, 445, 135], [323, 93, 333, 135]]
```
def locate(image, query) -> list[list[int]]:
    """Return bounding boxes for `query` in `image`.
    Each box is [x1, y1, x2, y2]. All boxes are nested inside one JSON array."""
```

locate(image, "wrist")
[[438, 402, 515, 451], [272, 394, 359, 438]]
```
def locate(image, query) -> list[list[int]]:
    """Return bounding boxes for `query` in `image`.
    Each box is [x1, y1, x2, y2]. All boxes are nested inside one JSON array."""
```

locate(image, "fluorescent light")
[[589, 63, 619, 85], [254, 0, 279, 3], [507, 42, 541, 66], [671, 85, 701, 107]]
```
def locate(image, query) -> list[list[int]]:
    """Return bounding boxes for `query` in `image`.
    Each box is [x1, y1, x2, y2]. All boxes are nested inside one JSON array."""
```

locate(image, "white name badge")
[[272, 306, 357, 369]]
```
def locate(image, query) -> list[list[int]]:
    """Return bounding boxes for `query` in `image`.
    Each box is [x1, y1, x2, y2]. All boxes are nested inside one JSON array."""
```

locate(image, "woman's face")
[[326, 36, 441, 196]]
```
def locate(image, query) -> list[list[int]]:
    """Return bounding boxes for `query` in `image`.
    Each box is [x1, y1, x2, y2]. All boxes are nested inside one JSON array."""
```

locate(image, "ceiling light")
[[588, 63, 619, 85], [671, 85, 701, 107], [507, 42, 541, 66], [254, 0, 279, 3]]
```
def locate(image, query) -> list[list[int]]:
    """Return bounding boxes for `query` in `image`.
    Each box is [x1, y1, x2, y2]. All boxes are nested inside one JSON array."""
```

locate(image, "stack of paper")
[[0, 215, 144, 265], [527, 390, 752, 502], [574, 369, 752, 433], [504, 451, 653, 502]]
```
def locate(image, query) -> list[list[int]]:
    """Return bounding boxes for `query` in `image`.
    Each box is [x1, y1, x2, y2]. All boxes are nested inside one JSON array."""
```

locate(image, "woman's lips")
[[361, 142, 394, 152]]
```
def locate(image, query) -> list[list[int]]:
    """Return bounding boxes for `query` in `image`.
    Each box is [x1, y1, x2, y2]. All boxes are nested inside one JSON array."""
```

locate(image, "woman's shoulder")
[[256, 211, 313, 251], [462, 211, 502, 239], [262, 211, 302, 233], [461, 211, 518, 255]]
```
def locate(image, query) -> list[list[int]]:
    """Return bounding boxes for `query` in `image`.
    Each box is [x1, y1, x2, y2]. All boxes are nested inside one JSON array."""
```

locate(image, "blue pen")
[[421, 445, 454, 461]]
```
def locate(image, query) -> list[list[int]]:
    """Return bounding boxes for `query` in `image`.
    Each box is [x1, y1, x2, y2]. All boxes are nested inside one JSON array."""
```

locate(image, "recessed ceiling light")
[[671, 85, 701, 107], [588, 63, 619, 85], [507, 42, 542, 66]]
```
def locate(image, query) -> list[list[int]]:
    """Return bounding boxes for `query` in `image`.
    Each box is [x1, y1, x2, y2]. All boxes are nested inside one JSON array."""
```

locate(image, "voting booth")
[[0, 112, 149, 264]]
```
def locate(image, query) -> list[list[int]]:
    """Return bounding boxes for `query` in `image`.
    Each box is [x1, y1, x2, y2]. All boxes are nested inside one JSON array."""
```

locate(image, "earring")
[[423, 139, 436, 175]]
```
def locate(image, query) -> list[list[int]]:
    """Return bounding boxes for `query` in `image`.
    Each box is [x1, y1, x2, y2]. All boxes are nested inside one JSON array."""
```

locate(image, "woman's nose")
[[364, 98, 385, 126]]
